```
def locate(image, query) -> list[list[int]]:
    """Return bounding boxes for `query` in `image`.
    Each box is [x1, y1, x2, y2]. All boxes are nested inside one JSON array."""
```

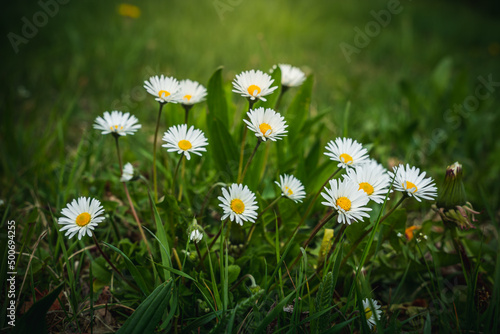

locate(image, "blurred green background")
[[1, 0, 499, 210]]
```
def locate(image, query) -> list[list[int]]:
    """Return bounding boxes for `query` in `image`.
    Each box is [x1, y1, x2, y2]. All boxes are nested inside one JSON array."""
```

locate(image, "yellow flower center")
[[336, 196, 351, 211], [365, 307, 373, 319], [259, 123, 272, 136], [75, 212, 91, 227], [339, 153, 353, 164], [285, 186, 293, 196], [178, 140, 192, 151], [404, 181, 418, 193], [247, 84, 261, 96], [184, 94, 192, 101], [230, 199, 245, 214], [359, 182, 374, 195], [109, 125, 124, 131], [159, 90, 170, 99]]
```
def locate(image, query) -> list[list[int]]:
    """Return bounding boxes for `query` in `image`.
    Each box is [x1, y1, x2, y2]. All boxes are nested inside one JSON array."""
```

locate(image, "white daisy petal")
[[232, 69, 278, 101], [162, 124, 209, 159], [144, 75, 181, 103], [321, 179, 372, 225], [271, 64, 306, 87], [120, 163, 134, 182], [243, 107, 288, 142], [177, 79, 207, 105], [93, 111, 141, 136], [275, 174, 306, 203], [58, 197, 105, 240], [388, 164, 437, 202], [218, 184, 259, 226], [362, 298, 383, 330], [324, 137, 369, 169]]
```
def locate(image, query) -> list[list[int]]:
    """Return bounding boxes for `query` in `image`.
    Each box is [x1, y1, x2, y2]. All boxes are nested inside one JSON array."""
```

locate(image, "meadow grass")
[[1, 0, 499, 332]]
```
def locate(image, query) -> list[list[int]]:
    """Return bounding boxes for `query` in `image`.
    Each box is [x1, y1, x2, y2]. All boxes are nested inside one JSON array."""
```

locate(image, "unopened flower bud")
[[437, 162, 466, 210]]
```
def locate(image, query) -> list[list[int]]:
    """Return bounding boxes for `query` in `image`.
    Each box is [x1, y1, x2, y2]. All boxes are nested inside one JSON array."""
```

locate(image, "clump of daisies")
[[232, 69, 278, 102], [218, 184, 259, 226], [162, 124, 209, 160], [389, 164, 437, 202], [244, 107, 288, 142], [324, 137, 369, 169], [93, 111, 141, 137], [275, 174, 306, 203], [321, 179, 372, 225], [58, 197, 105, 240]]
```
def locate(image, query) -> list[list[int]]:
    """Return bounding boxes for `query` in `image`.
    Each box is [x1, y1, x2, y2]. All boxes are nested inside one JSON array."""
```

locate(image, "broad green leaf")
[[207, 67, 229, 127], [206, 115, 239, 180], [259, 66, 282, 110], [286, 74, 314, 136], [117, 281, 173, 334], [12, 284, 64, 334], [147, 190, 172, 281]]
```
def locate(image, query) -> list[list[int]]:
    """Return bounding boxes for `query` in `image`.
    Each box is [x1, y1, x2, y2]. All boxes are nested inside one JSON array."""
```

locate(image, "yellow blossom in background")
[[405, 226, 420, 241], [118, 4, 141, 19]]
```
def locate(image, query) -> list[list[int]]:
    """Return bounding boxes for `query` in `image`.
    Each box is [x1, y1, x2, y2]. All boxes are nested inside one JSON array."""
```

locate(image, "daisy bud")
[[433, 162, 480, 230]]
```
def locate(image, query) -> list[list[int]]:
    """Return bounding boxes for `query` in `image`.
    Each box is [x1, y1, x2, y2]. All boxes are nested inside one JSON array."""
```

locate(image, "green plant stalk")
[[153, 102, 165, 202], [115, 136, 153, 258], [245, 195, 283, 246], [239, 139, 262, 183], [183, 104, 193, 124], [274, 85, 289, 110], [172, 155, 184, 194], [288, 167, 342, 243], [92, 233, 123, 279], [237, 99, 256, 181]]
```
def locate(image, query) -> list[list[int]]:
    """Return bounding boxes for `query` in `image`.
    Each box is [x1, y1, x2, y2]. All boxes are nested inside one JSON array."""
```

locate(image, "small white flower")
[[243, 107, 288, 142], [275, 174, 306, 203], [272, 64, 306, 87], [120, 163, 134, 182], [58, 197, 105, 240], [144, 75, 181, 103], [321, 179, 372, 225], [232, 69, 278, 102], [93, 111, 141, 136], [324, 137, 369, 169], [362, 298, 382, 330], [389, 164, 437, 202], [189, 229, 203, 243], [344, 160, 391, 204], [218, 184, 259, 226], [177, 79, 207, 105], [397, 232, 403, 238], [162, 124, 208, 160]]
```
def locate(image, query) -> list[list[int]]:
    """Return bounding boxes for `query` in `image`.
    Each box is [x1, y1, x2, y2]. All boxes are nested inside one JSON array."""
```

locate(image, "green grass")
[[1, 0, 499, 332]]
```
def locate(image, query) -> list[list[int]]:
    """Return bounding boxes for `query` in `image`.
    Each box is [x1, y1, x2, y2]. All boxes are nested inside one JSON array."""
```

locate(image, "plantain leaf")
[[117, 281, 173, 334], [207, 67, 229, 128]]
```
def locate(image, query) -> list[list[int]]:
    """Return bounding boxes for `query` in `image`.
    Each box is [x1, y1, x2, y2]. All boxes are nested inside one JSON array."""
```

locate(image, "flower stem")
[[199, 219, 228, 265], [115, 137, 153, 258], [237, 99, 256, 181], [183, 104, 192, 124], [274, 85, 288, 110], [245, 195, 283, 246], [153, 102, 165, 202], [239, 139, 262, 183], [172, 155, 184, 194], [287, 167, 342, 243], [92, 233, 123, 278]]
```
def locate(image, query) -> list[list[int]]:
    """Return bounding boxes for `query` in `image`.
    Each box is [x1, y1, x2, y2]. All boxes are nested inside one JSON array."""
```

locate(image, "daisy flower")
[[389, 164, 437, 202], [144, 75, 180, 103], [344, 160, 391, 204], [120, 162, 134, 182], [162, 124, 208, 160], [177, 79, 207, 105], [58, 197, 105, 240], [189, 229, 203, 243], [275, 174, 306, 203], [243, 107, 288, 142], [324, 137, 369, 169], [93, 111, 141, 136], [218, 184, 259, 226], [362, 298, 382, 330], [272, 64, 306, 87], [232, 69, 278, 102], [321, 179, 371, 225]]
